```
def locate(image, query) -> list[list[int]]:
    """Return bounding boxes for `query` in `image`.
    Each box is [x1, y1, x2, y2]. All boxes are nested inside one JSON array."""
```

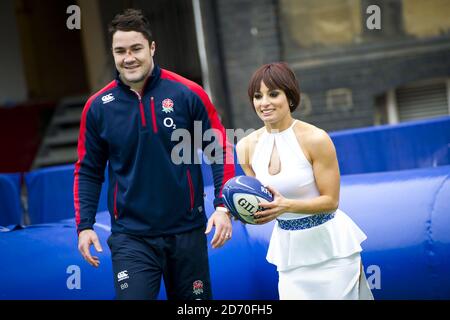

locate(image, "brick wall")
[[210, 0, 450, 132], [214, 0, 281, 131]]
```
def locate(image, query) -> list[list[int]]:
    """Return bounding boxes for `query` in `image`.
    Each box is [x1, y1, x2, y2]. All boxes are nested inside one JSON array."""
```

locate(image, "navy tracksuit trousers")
[[107, 226, 212, 300]]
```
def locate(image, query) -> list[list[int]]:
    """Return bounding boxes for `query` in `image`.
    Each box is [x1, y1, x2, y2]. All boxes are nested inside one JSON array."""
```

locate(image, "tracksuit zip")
[[150, 97, 158, 133], [133, 91, 147, 128], [113, 182, 118, 219], [132, 90, 157, 132]]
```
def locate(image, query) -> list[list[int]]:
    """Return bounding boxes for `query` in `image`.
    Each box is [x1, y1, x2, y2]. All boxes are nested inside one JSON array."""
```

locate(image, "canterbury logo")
[[117, 270, 129, 282], [102, 93, 115, 104]]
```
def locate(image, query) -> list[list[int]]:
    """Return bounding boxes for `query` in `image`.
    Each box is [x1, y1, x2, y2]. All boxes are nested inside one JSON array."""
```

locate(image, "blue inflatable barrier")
[[20, 116, 450, 225], [21, 152, 241, 225], [339, 165, 450, 299], [331, 116, 450, 175], [24, 165, 108, 224], [0, 211, 114, 300], [0, 173, 22, 226], [1, 165, 449, 299]]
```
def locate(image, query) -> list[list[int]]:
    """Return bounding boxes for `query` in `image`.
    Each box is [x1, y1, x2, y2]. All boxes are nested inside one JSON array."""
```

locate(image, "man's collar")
[[115, 64, 161, 94]]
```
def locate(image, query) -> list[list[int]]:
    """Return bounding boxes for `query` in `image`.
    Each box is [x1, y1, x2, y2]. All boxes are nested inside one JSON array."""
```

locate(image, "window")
[[279, 0, 362, 57], [381, 78, 450, 124], [397, 79, 449, 122], [326, 88, 353, 111], [403, 0, 450, 38]]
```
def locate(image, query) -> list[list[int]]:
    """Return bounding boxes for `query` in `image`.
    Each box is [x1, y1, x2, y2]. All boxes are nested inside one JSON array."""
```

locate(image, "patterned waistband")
[[276, 213, 335, 230]]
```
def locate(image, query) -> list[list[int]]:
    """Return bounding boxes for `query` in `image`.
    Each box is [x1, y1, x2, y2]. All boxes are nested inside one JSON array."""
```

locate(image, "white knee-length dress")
[[251, 120, 373, 300]]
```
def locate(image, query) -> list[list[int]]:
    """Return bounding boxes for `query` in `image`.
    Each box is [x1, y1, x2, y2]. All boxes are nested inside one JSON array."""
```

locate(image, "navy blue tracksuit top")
[[74, 65, 235, 236]]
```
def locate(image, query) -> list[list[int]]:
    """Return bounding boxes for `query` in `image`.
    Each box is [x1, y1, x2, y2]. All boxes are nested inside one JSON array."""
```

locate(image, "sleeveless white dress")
[[251, 120, 373, 300]]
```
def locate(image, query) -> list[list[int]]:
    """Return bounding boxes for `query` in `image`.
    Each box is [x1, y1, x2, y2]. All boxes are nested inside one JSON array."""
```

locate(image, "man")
[[74, 8, 235, 300]]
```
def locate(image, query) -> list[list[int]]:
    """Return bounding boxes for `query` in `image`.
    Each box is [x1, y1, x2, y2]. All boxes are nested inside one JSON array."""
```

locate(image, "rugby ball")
[[222, 176, 273, 224]]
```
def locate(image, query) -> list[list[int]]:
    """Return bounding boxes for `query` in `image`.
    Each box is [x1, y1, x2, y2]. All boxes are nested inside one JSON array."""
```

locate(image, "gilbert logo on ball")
[[222, 176, 273, 224]]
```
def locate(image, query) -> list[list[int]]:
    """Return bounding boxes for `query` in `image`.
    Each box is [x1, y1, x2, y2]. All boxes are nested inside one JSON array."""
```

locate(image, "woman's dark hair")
[[247, 62, 301, 112], [108, 9, 153, 45]]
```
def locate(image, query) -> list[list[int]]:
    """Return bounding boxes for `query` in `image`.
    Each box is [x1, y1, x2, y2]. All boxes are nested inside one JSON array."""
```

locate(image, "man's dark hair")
[[108, 9, 153, 45]]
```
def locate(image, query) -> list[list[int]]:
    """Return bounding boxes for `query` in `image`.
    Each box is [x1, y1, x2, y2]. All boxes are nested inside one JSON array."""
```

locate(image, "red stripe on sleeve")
[[74, 80, 117, 227]]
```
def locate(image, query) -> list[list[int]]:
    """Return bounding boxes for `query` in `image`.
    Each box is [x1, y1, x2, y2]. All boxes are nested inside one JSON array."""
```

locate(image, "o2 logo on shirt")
[[164, 117, 176, 130]]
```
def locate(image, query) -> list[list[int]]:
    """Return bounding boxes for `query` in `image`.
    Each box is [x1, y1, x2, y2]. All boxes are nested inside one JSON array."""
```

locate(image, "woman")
[[236, 62, 373, 300]]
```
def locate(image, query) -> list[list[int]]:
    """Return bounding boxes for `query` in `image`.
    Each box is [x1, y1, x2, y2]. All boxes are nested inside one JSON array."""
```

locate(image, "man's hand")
[[205, 210, 232, 249], [78, 229, 103, 267]]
